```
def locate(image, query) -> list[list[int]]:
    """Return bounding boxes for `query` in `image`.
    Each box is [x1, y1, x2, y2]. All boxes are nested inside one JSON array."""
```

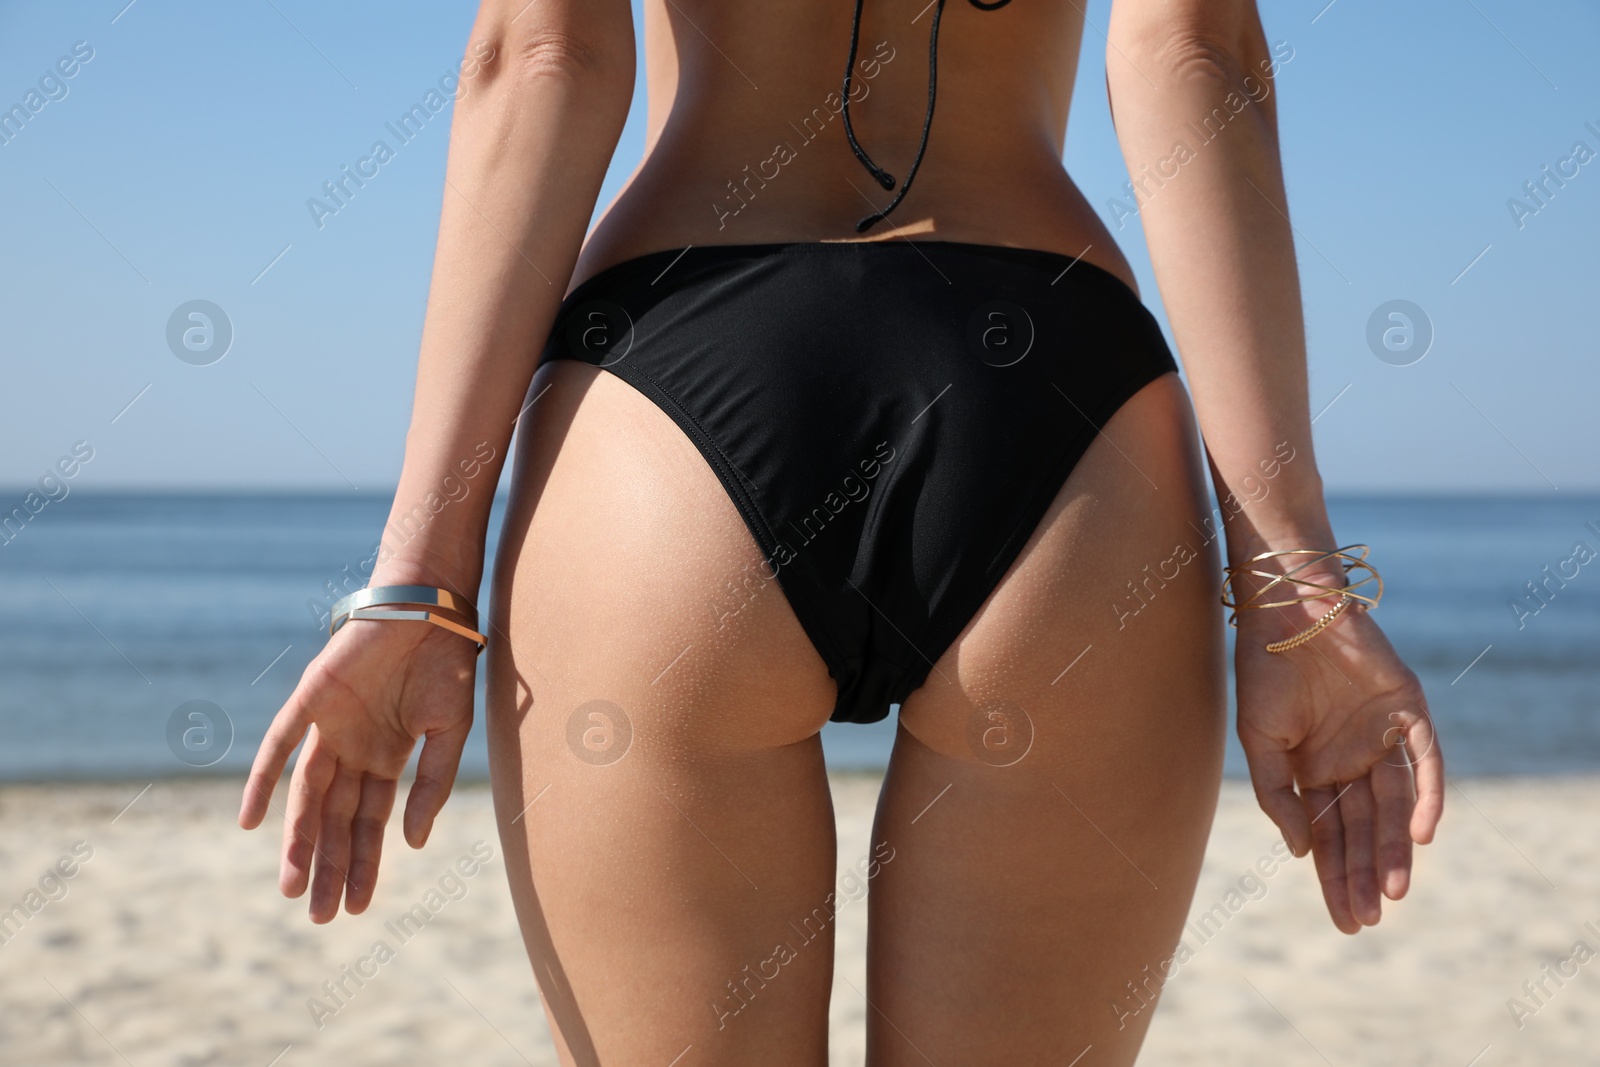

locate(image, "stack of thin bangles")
[[329, 585, 487, 655], [1220, 545, 1383, 653]]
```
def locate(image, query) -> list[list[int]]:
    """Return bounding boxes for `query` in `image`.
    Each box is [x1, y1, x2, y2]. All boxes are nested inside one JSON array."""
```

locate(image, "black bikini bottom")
[[535, 240, 1177, 725]]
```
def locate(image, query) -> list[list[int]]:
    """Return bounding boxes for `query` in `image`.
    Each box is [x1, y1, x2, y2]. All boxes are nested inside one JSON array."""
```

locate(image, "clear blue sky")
[[2, 0, 1596, 491]]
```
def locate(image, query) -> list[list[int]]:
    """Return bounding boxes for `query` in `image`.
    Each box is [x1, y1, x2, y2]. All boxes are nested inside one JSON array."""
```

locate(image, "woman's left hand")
[[1234, 602, 1445, 933]]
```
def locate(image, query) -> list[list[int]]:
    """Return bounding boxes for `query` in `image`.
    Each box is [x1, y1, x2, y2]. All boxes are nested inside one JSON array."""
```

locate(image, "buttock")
[[535, 240, 1178, 725]]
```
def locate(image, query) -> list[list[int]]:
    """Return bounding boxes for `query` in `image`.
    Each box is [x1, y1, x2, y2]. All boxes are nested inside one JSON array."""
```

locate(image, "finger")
[[1337, 776, 1381, 926], [1239, 730, 1312, 857], [1303, 785, 1359, 935], [280, 725, 337, 898], [345, 775, 399, 915], [240, 693, 314, 829], [1401, 705, 1445, 844], [1372, 757, 1416, 900], [403, 715, 472, 849], [308, 763, 363, 924]]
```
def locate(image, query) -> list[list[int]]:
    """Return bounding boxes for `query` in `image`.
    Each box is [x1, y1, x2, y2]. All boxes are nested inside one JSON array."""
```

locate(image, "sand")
[[1, 774, 1596, 1066]]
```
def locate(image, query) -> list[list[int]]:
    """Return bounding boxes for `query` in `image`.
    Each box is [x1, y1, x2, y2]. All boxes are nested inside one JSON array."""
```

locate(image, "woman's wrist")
[[370, 438, 504, 595], [1218, 476, 1335, 559], [1203, 442, 1334, 559], [1233, 584, 1358, 635], [1225, 520, 1342, 571], [367, 489, 496, 596], [1215, 473, 1361, 634], [1226, 539, 1371, 637], [366, 548, 485, 601]]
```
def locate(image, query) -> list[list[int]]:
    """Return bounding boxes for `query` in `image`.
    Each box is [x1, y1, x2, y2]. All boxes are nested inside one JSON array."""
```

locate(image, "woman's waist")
[[576, 141, 1138, 297]]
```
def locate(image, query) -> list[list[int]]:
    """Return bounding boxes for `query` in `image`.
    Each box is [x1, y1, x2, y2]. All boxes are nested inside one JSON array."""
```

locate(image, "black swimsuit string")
[[841, 0, 1013, 234]]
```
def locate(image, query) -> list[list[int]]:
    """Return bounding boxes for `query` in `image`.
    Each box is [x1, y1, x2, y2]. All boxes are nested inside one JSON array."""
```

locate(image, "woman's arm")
[[1105, 0, 1443, 933], [239, 0, 635, 923], [1105, 2, 1325, 556], [375, 0, 636, 594]]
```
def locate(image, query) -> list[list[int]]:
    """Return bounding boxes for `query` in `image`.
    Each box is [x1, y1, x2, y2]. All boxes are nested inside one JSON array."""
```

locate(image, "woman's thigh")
[[870, 372, 1228, 1066], [485, 361, 842, 1066]]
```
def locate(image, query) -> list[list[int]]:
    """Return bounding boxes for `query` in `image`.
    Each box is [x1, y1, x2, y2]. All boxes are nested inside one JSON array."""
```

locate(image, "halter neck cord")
[[840, 0, 1013, 234]]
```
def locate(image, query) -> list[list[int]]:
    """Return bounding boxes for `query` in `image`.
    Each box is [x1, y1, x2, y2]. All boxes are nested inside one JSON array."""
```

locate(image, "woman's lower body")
[[484, 241, 1227, 1065]]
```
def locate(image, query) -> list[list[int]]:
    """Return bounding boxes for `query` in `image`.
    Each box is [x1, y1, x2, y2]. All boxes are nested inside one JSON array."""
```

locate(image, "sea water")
[[0, 492, 1595, 780]]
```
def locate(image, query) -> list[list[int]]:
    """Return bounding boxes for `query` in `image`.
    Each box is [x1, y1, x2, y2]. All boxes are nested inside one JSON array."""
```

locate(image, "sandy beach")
[[1, 773, 1596, 1066]]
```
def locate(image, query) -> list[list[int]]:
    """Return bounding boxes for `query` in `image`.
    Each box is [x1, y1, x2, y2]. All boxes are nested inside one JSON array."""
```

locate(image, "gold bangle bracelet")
[[1220, 545, 1383, 625], [1221, 545, 1383, 653]]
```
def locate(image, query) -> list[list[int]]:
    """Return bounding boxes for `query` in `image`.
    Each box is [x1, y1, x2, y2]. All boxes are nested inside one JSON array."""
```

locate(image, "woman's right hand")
[[238, 576, 479, 923]]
